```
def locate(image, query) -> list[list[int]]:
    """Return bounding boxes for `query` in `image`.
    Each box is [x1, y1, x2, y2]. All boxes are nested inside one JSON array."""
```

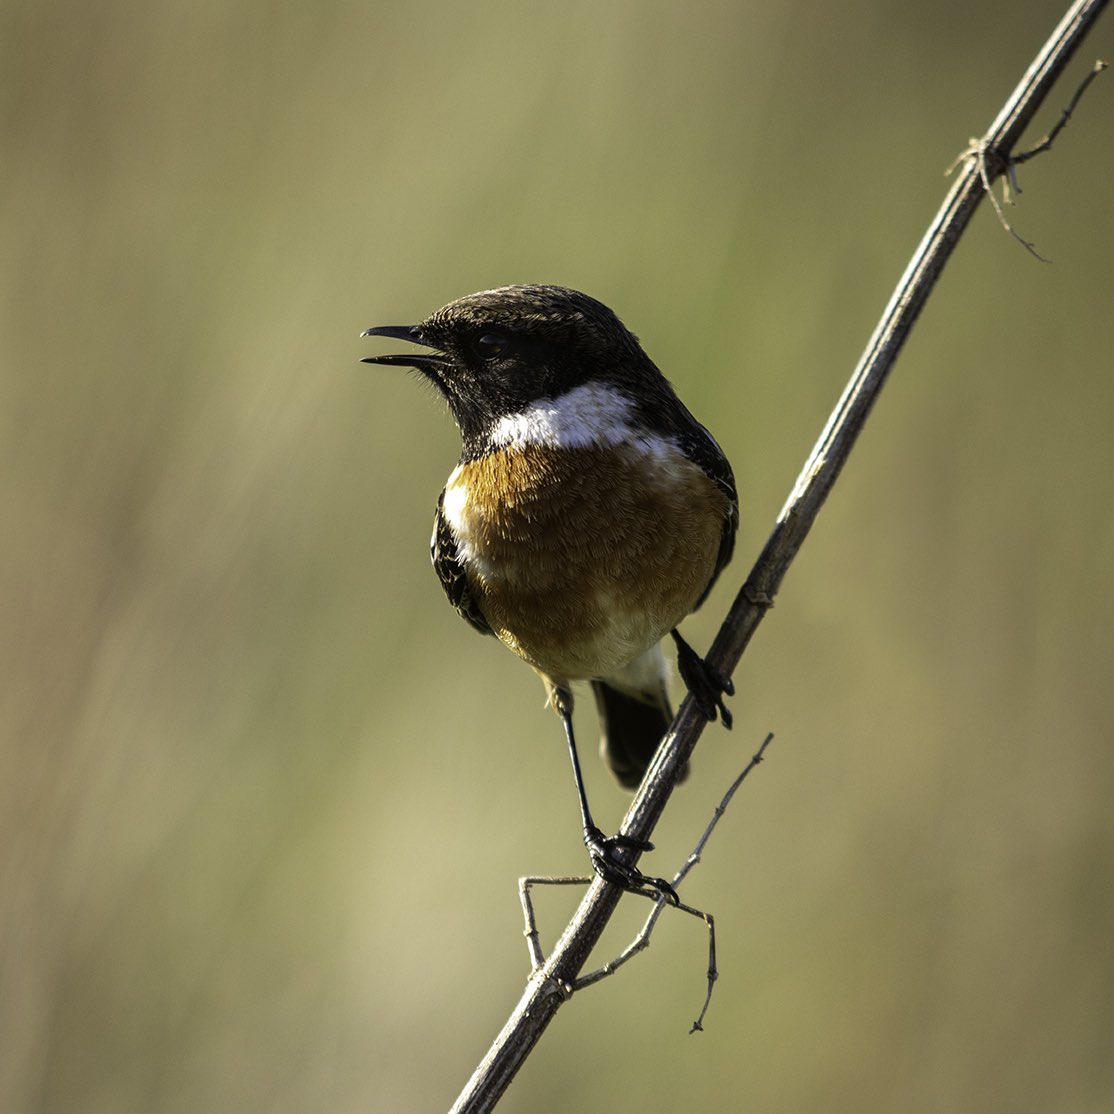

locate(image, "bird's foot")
[[584, 825, 679, 905], [672, 630, 734, 729]]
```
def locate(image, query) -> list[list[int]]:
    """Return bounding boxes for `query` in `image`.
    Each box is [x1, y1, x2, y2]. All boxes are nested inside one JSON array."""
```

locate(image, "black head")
[[361, 285, 671, 450]]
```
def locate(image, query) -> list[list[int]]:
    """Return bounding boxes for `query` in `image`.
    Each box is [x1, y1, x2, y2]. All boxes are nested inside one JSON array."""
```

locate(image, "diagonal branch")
[[449, 2, 1108, 1110]]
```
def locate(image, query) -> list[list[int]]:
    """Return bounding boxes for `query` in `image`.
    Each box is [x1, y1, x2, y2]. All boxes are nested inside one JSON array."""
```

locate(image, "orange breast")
[[445, 443, 729, 684]]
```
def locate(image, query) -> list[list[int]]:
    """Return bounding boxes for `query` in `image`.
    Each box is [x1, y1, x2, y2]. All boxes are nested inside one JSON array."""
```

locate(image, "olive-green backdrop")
[[3, 2, 1112, 1111]]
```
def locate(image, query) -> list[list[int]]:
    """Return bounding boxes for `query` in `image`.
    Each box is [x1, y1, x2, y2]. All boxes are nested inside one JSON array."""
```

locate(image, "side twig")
[[948, 60, 1108, 261], [450, 4, 1108, 1111], [519, 733, 776, 1033], [1012, 58, 1108, 164]]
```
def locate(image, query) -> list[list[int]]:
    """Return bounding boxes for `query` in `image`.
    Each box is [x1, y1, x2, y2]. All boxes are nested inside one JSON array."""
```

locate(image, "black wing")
[[680, 422, 738, 608], [431, 489, 493, 636]]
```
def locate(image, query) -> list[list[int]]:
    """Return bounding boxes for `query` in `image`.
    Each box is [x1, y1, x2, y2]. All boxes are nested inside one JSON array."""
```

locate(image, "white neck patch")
[[490, 382, 672, 454]]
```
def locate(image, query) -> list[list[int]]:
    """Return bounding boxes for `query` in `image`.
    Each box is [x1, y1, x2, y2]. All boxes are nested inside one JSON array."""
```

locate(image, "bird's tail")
[[591, 644, 684, 790]]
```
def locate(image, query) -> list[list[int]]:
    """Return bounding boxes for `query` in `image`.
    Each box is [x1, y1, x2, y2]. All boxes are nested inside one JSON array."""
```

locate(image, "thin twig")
[[519, 734, 776, 1032], [946, 60, 1107, 262], [449, 4, 1109, 1111], [949, 138, 1051, 261], [1012, 58, 1108, 164]]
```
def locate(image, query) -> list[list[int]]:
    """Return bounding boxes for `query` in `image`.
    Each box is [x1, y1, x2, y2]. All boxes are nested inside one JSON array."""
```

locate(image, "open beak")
[[360, 324, 449, 370]]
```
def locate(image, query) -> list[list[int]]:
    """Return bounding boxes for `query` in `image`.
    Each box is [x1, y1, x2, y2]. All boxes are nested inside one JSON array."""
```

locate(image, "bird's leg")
[[671, 630, 734, 729], [555, 689, 678, 905]]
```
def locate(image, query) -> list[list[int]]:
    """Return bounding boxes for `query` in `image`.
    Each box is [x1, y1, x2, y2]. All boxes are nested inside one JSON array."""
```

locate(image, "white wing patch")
[[440, 465, 497, 580], [440, 465, 468, 529]]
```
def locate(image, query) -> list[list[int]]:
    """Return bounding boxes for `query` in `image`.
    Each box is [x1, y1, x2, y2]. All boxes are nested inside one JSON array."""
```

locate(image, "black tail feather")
[[590, 681, 682, 790]]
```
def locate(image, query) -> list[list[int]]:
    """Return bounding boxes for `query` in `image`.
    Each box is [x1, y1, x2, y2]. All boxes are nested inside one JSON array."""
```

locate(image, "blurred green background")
[[3, 2, 1113, 1111]]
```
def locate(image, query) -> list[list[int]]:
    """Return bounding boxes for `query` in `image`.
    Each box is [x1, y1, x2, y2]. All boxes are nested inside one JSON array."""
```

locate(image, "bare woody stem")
[[449, 3, 1108, 1110]]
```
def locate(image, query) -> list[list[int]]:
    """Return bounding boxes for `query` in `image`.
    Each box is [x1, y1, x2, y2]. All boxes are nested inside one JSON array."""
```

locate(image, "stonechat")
[[363, 285, 736, 899]]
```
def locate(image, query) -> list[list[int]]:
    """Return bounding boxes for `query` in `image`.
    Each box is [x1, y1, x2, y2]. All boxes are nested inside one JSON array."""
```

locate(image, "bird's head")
[[362, 285, 665, 452]]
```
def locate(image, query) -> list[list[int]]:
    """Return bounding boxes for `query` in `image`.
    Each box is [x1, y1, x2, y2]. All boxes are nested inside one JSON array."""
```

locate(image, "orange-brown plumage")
[[445, 443, 729, 688]]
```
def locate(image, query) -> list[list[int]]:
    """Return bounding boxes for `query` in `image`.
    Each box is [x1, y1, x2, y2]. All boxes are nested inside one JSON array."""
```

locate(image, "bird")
[[362, 285, 737, 900]]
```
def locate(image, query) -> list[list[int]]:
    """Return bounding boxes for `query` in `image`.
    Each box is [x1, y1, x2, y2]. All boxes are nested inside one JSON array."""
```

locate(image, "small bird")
[[362, 285, 737, 899]]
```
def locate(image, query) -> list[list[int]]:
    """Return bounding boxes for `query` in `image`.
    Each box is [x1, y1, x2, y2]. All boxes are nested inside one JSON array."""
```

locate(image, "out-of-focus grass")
[[2, 3, 1113, 1112]]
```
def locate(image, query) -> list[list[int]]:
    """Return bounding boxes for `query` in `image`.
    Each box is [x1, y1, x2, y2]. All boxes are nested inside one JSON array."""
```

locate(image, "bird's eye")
[[473, 332, 509, 360]]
